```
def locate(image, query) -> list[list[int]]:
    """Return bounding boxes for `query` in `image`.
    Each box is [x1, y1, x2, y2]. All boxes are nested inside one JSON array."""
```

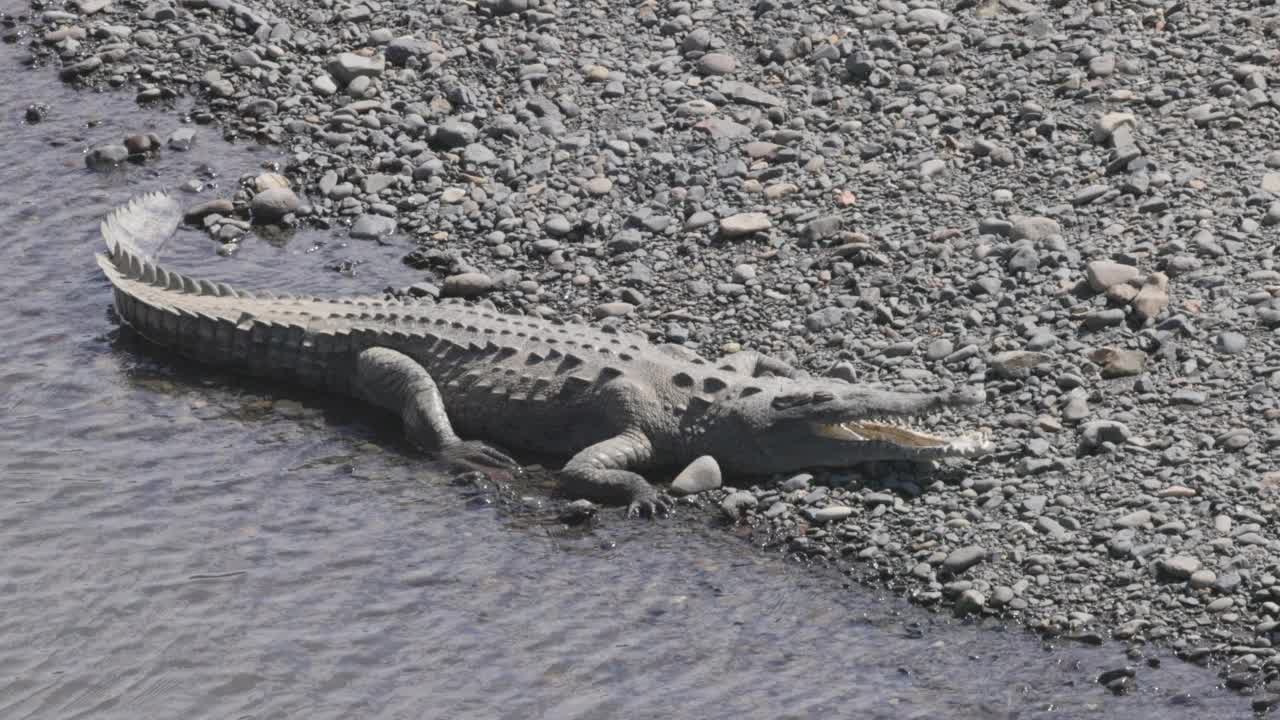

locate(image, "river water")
[[0, 30, 1246, 720]]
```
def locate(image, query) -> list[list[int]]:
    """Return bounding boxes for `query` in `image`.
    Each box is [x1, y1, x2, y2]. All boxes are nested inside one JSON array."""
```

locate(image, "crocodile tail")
[[95, 191, 255, 301], [96, 192, 257, 354], [94, 193, 354, 388], [100, 190, 183, 272]]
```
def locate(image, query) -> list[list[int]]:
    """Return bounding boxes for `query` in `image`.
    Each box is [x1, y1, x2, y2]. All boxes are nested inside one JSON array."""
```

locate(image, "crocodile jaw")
[[810, 419, 994, 457]]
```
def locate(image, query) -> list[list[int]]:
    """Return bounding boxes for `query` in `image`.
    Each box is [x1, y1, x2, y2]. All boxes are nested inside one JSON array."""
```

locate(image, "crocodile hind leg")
[[718, 350, 807, 379], [561, 430, 672, 518], [354, 347, 517, 469]]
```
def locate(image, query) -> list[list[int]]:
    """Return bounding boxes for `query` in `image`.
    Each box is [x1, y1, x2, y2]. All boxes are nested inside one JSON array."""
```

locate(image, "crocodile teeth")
[[813, 420, 994, 455]]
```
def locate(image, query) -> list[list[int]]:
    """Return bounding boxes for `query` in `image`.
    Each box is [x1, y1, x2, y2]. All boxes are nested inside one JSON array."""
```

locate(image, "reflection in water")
[[0, 40, 1242, 720]]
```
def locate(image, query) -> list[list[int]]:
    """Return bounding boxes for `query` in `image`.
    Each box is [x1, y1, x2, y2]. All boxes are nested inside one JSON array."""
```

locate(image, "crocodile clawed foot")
[[627, 491, 674, 519], [438, 439, 519, 471]]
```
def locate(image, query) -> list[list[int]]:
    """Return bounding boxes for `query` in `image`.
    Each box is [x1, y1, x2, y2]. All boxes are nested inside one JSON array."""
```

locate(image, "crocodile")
[[97, 192, 994, 516]]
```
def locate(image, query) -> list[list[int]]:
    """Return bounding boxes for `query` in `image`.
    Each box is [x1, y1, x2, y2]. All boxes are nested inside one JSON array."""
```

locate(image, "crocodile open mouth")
[[811, 419, 993, 455]]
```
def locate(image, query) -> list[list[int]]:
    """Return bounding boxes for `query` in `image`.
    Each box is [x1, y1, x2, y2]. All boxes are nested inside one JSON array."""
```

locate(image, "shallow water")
[[0, 35, 1247, 720]]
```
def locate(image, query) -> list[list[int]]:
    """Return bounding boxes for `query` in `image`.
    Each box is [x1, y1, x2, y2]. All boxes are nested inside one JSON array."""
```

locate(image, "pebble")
[[942, 546, 986, 574], [1009, 216, 1061, 242], [1132, 273, 1169, 321], [441, 273, 494, 298], [1086, 261, 1139, 292], [955, 589, 986, 615], [167, 128, 196, 151], [720, 491, 757, 520], [719, 212, 771, 238], [697, 53, 737, 76], [85, 143, 128, 168], [250, 187, 299, 223], [435, 121, 478, 149], [1159, 555, 1201, 581], [327, 52, 384, 85], [811, 506, 853, 523], [1216, 332, 1248, 354], [593, 302, 634, 318], [1094, 349, 1146, 379], [350, 214, 397, 240], [586, 177, 613, 196], [670, 456, 722, 496], [1189, 569, 1217, 589]]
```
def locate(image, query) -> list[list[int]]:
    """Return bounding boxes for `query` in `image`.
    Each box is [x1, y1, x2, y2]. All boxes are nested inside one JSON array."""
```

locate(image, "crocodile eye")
[[771, 393, 813, 410]]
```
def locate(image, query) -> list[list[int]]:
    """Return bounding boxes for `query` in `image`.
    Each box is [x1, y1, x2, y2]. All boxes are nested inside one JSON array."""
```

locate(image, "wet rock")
[[85, 143, 128, 168], [350, 214, 397, 240], [167, 127, 196, 151], [558, 499, 597, 525], [1097, 667, 1135, 695], [955, 589, 986, 615], [184, 198, 234, 222], [250, 187, 299, 223], [124, 134, 160, 156], [720, 490, 757, 520]]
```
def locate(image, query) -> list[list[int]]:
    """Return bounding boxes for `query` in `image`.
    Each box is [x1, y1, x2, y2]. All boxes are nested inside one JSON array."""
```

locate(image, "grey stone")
[[167, 128, 197, 151], [1159, 555, 1201, 581], [943, 546, 986, 574], [811, 506, 853, 523], [441, 273, 495, 298], [250, 187, 300, 223], [85, 143, 128, 168], [670, 455, 722, 496], [720, 490, 758, 519], [697, 53, 737, 76], [1009, 216, 1061, 242], [386, 36, 439, 66], [350, 214, 397, 240], [435, 121, 479, 149], [719, 212, 771, 238], [327, 52, 385, 85], [956, 589, 986, 615], [780, 473, 812, 491], [1086, 261, 1139, 292]]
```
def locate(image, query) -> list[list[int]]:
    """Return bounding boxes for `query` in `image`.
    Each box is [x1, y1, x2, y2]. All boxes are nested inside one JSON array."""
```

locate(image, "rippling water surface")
[[0, 37, 1246, 719]]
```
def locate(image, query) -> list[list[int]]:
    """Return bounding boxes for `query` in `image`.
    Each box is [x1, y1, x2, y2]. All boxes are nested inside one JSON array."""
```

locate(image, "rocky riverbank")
[[9, 0, 1280, 707]]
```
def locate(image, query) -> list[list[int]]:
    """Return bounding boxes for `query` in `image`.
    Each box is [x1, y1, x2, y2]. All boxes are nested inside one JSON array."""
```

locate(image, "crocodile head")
[[694, 379, 994, 475]]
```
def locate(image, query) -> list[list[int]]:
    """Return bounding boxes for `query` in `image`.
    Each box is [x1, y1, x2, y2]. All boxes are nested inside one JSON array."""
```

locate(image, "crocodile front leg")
[[354, 347, 516, 469], [718, 350, 808, 379], [561, 430, 671, 518]]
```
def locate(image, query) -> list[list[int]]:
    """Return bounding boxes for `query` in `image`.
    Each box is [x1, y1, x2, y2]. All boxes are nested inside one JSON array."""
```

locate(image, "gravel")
[[15, 0, 1280, 703]]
